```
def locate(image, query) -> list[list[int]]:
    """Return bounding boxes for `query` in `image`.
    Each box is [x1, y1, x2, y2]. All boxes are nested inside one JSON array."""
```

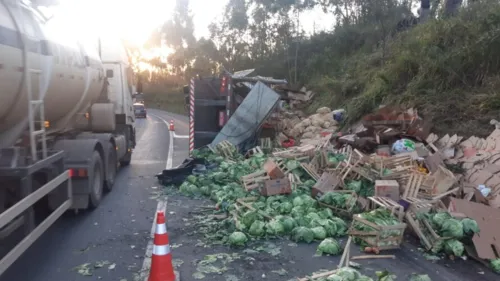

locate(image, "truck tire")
[[89, 151, 104, 209], [119, 126, 133, 166], [104, 145, 117, 192]]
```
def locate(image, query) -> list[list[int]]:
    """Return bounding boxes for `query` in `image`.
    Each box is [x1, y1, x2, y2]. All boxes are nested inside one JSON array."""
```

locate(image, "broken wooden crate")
[[301, 162, 321, 181], [214, 140, 237, 158], [272, 144, 315, 161], [404, 200, 448, 252], [338, 149, 377, 182], [245, 146, 264, 158], [233, 197, 274, 221], [317, 190, 359, 218], [241, 170, 270, 191], [367, 196, 405, 222], [418, 165, 457, 199], [311, 172, 343, 198], [348, 214, 407, 250]]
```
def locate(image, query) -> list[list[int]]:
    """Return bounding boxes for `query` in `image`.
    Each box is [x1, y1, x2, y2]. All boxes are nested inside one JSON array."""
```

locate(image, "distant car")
[[133, 103, 147, 118]]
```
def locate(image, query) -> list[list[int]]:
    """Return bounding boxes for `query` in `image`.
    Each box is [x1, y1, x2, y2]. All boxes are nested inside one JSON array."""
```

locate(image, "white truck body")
[[0, 1, 138, 275]]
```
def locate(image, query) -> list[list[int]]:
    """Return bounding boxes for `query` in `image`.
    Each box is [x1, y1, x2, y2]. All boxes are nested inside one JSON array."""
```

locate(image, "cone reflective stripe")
[[148, 211, 176, 281], [153, 244, 171, 255]]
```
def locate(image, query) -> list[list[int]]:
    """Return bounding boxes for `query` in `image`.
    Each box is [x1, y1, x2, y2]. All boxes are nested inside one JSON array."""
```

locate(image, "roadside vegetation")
[[136, 0, 500, 136]]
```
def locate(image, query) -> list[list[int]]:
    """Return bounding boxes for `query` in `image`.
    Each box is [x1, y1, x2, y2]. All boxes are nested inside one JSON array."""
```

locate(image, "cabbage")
[[310, 218, 339, 237], [306, 212, 321, 221], [326, 275, 343, 281], [278, 216, 297, 233], [228, 231, 248, 247], [200, 186, 211, 196], [336, 267, 360, 281], [432, 212, 451, 228], [179, 182, 190, 195], [266, 219, 285, 236], [441, 219, 464, 239], [461, 218, 479, 236], [319, 208, 334, 219], [293, 196, 304, 207], [241, 211, 260, 228], [444, 239, 464, 257], [278, 202, 293, 214], [249, 220, 266, 237], [317, 238, 342, 255], [186, 175, 197, 184], [300, 194, 317, 209], [291, 227, 315, 243], [331, 217, 348, 236], [409, 274, 432, 281], [311, 227, 327, 240], [491, 259, 500, 273], [291, 206, 306, 218]]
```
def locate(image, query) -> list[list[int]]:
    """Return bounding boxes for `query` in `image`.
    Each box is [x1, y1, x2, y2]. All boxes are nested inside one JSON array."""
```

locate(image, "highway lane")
[[0, 110, 189, 281]]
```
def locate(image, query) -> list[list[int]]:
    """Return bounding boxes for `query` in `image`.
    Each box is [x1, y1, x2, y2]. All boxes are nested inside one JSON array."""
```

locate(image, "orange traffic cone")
[[148, 211, 177, 281], [169, 120, 175, 131]]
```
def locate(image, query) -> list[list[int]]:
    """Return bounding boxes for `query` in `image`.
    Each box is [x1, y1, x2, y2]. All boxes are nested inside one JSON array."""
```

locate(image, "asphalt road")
[[0, 109, 189, 281]]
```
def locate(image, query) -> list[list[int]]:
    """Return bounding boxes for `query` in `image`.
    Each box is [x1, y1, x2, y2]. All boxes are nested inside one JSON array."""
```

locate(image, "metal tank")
[[0, 1, 105, 148]]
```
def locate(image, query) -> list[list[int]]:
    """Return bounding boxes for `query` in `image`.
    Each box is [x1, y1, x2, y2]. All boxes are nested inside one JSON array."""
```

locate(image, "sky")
[[42, 0, 335, 46]]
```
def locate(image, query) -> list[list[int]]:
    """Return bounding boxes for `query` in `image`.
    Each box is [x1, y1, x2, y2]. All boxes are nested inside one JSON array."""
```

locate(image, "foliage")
[[140, 0, 500, 135]]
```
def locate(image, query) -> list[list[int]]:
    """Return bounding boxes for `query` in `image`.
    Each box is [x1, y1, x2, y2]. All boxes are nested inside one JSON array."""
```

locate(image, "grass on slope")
[[142, 85, 187, 116], [308, 3, 500, 137]]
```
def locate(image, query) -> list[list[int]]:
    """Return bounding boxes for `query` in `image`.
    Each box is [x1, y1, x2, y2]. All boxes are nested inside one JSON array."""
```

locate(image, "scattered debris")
[[162, 104, 500, 279]]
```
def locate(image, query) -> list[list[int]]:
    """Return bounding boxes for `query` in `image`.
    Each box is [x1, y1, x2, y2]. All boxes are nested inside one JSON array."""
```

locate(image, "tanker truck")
[[0, 0, 137, 274]]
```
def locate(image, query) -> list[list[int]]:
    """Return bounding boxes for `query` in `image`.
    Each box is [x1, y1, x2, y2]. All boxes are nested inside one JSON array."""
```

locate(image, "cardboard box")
[[375, 180, 400, 201], [263, 159, 285, 179], [261, 178, 292, 196]]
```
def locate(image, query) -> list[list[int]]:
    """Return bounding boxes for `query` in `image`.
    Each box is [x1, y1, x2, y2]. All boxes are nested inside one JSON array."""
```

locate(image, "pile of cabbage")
[[184, 148, 353, 248], [352, 209, 403, 248], [319, 192, 356, 210], [229, 194, 349, 245], [418, 211, 480, 257]]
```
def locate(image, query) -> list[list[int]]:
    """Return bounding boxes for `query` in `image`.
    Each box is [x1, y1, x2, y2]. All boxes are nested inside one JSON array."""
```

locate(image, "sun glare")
[[47, 0, 173, 47]]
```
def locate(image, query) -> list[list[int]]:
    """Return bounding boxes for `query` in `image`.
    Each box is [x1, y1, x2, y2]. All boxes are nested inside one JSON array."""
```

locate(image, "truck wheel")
[[89, 151, 104, 209], [104, 146, 117, 192]]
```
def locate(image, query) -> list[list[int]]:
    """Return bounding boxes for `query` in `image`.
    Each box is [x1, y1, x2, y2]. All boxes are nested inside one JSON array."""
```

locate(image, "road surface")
[[0, 109, 498, 281], [0, 109, 189, 281]]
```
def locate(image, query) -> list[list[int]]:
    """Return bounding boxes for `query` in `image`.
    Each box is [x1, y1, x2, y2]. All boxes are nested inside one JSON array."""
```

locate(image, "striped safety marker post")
[[148, 211, 178, 281], [189, 78, 195, 154]]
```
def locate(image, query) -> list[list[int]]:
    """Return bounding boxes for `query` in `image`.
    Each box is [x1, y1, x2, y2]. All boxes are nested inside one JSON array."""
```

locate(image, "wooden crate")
[[215, 140, 237, 158], [241, 170, 269, 191], [368, 196, 404, 222], [245, 146, 264, 158], [317, 190, 359, 218], [232, 197, 274, 224], [404, 200, 449, 251], [348, 214, 407, 250], [301, 163, 320, 181]]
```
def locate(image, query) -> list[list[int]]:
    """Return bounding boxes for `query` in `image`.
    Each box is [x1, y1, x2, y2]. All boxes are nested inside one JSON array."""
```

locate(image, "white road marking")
[[150, 114, 174, 169], [139, 201, 167, 281], [139, 113, 184, 280], [173, 132, 189, 139]]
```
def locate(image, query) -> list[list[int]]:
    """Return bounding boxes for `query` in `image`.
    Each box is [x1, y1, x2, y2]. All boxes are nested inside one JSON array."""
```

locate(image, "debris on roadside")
[[160, 103, 500, 277]]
